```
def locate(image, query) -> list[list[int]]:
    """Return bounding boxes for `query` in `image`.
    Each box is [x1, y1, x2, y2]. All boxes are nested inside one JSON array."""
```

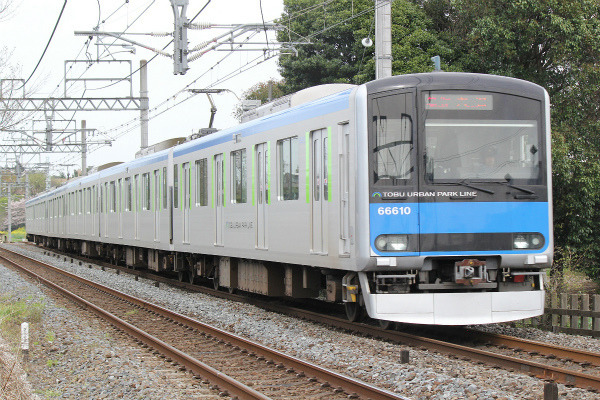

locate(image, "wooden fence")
[[520, 294, 600, 337]]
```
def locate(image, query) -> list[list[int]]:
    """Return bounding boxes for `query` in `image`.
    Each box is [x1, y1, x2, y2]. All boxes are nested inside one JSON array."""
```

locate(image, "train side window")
[[277, 136, 299, 200], [174, 164, 179, 208], [195, 158, 208, 206], [231, 149, 247, 204]]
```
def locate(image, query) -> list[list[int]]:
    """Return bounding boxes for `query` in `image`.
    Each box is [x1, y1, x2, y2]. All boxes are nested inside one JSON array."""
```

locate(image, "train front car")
[[355, 72, 552, 325]]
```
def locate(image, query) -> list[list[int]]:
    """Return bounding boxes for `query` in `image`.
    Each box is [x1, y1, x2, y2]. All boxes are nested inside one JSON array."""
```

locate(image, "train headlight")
[[375, 235, 408, 251], [512, 233, 544, 250]]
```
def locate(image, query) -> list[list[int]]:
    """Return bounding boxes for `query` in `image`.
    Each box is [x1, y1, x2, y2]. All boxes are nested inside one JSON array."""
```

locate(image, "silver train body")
[[26, 72, 553, 325]]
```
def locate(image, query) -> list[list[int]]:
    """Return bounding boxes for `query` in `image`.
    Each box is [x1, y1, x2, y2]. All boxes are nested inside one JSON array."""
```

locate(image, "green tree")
[[234, 79, 286, 121], [275, 0, 600, 277], [427, 0, 600, 275], [277, 0, 451, 93]]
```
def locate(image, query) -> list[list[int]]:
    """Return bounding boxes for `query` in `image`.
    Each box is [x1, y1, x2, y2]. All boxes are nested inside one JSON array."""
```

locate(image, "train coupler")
[[454, 259, 487, 285]]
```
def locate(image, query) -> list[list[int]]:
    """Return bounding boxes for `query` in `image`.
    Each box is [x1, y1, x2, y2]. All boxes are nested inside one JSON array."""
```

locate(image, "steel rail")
[[0, 248, 408, 400], [456, 327, 600, 367], [0, 251, 270, 400], [22, 245, 600, 391]]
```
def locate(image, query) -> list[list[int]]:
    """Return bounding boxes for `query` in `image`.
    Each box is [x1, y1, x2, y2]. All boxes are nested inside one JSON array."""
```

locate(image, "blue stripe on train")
[[369, 201, 550, 256]]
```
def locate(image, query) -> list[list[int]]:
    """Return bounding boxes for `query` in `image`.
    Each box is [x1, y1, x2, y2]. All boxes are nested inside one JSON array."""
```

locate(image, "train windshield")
[[423, 92, 543, 183]]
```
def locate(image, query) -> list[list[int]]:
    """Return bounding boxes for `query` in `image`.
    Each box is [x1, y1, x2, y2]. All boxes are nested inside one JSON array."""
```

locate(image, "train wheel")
[[344, 301, 365, 322], [378, 319, 395, 330]]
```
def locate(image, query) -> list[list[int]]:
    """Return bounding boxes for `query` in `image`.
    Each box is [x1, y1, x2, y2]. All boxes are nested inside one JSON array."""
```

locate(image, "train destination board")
[[425, 93, 493, 110]]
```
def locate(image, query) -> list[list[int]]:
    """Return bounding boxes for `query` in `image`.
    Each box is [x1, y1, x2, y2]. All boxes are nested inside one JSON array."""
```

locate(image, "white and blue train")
[[26, 72, 553, 325]]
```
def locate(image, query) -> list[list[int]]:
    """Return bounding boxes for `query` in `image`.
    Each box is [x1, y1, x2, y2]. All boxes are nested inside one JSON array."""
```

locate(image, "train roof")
[[365, 72, 547, 100], [26, 85, 355, 205]]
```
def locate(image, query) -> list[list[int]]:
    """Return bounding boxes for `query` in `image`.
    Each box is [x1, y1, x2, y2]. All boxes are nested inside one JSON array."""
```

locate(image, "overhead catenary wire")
[[59, 0, 384, 164], [20, 0, 68, 89]]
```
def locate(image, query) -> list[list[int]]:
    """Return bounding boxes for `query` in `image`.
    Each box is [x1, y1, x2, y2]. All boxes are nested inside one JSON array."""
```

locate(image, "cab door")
[[368, 90, 419, 256]]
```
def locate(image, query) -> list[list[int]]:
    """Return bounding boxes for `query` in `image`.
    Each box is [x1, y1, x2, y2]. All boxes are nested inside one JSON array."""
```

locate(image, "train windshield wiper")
[[455, 180, 495, 195], [477, 177, 538, 197], [490, 175, 536, 195]]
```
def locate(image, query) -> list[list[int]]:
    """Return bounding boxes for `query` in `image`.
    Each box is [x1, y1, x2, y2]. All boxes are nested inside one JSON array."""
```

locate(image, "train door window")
[[162, 167, 167, 209], [110, 181, 116, 212], [125, 177, 131, 211], [231, 149, 247, 204], [142, 173, 150, 210], [371, 93, 414, 184], [182, 162, 191, 209], [277, 136, 299, 200], [117, 179, 122, 212], [87, 191, 90, 215], [195, 158, 208, 206], [174, 164, 179, 208], [153, 170, 160, 210]]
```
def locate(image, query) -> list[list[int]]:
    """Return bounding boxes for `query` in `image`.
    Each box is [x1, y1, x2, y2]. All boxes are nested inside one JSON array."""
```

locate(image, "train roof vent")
[[135, 137, 186, 158], [241, 83, 356, 123]]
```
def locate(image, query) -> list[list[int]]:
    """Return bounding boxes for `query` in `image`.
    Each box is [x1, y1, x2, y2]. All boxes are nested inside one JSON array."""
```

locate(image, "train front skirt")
[[358, 272, 545, 325]]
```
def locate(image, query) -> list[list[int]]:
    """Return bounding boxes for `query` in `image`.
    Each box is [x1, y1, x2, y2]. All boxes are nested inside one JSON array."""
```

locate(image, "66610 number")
[[377, 206, 412, 216]]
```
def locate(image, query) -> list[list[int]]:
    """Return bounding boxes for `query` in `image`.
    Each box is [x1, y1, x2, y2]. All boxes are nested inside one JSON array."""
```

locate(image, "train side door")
[[214, 154, 224, 246], [339, 123, 351, 256], [118, 179, 123, 238], [182, 163, 191, 243], [134, 174, 140, 240], [310, 128, 329, 254], [154, 170, 160, 241], [255, 142, 269, 249]]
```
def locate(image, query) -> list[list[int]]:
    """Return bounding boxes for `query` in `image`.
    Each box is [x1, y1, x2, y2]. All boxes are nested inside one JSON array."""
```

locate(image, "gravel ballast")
[[2, 242, 600, 399]]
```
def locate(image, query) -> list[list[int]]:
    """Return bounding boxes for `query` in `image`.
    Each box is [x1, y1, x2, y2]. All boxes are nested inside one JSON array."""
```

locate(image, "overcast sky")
[[0, 0, 285, 175]]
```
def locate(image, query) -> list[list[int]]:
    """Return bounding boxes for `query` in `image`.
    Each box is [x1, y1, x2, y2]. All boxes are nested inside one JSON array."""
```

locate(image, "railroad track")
[[12, 243, 600, 393], [0, 247, 407, 400]]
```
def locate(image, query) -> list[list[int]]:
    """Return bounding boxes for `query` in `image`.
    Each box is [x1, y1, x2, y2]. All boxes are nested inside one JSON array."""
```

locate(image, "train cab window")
[[195, 159, 208, 206], [423, 91, 543, 183], [277, 136, 299, 200], [174, 164, 179, 209], [231, 149, 247, 204], [371, 93, 414, 184]]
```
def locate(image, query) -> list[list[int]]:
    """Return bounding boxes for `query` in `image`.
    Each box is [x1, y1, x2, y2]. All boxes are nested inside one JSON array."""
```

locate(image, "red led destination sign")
[[425, 93, 493, 110]]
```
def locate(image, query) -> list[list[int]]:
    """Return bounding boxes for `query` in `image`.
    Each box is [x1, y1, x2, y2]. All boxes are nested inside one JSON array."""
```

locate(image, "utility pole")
[[81, 120, 87, 176], [140, 60, 149, 150], [7, 183, 11, 243], [45, 157, 51, 191], [375, 0, 393, 79], [171, 0, 189, 75]]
